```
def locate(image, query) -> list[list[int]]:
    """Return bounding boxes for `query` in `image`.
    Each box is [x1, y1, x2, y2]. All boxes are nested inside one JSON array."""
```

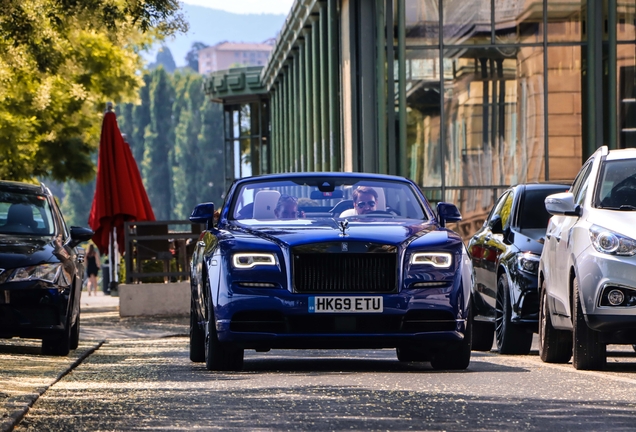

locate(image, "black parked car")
[[468, 183, 569, 354], [0, 181, 93, 355]]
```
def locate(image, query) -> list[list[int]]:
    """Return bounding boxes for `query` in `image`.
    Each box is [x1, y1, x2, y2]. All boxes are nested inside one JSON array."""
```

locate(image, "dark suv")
[[468, 183, 569, 354], [0, 181, 93, 355]]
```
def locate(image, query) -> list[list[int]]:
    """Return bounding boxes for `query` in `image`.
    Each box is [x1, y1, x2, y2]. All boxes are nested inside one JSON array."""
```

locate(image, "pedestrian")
[[86, 244, 100, 296]]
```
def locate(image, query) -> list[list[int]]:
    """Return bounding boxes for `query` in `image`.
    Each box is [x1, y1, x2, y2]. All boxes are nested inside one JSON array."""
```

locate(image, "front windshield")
[[0, 192, 55, 235], [230, 177, 428, 224], [596, 159, 636, 209]]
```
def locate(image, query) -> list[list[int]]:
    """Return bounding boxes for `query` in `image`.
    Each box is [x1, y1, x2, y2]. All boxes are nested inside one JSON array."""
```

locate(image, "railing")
[[123, 220, 204, 284]]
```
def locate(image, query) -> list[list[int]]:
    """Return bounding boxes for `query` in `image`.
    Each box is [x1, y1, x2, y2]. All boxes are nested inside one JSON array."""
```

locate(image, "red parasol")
[[89, 105, 155, 256]]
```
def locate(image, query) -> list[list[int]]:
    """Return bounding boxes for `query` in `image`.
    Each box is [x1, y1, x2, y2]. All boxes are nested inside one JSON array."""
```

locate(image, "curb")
[[1, 340, 104, 432]]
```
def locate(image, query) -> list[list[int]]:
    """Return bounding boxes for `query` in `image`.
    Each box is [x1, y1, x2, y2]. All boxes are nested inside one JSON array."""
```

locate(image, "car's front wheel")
[[42, 317, 71, 356], [190, 297, 205, 362], [495, 275, 532, 355], [430, 306, 472, 370], [205, 296, 244, 371], [538, 281, 572, 363], [471, 299, 494, 352], [69, 315, 80, 350], [572, 276, 606, 370]]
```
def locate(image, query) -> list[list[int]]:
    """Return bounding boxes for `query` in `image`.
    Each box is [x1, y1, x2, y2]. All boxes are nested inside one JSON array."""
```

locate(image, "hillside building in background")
[[204, 0, 636, 237], [198, 40, 275, 74]]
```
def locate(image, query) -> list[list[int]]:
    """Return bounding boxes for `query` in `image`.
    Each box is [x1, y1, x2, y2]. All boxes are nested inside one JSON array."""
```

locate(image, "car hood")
[[230, 218, 445, 248], [587, 210, 636, 237], [0, 234, 59, 269]]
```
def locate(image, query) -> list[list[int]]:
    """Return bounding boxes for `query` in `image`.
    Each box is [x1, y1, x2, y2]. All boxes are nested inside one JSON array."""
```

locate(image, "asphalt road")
[[2, 295, 636, 431]]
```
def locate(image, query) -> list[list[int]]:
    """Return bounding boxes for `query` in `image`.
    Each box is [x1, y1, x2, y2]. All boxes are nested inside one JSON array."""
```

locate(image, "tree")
[[197, 99, 226, 206], [149, 46, 177, 73], [131, 73, 152, 164], [185, 42, 209, 72], [173, 74, 204, 219], [0, 0, 187, 182], [143, 67, 174, 220], [61, 180, 95, 227]]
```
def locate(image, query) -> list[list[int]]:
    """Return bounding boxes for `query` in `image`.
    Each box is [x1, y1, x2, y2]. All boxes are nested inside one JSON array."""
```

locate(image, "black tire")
[[205, 295, 244, 371], [190, 297, 205, 362], [69, 315, 80, 350], [572, 277, 606, 370], [495, 275, 533, 355], [538, 281, 572, 363], [430, 305, 472, 370], [471, 299, 495, 352], [42, 318, 71, 356], [396, 347, 430, 362]]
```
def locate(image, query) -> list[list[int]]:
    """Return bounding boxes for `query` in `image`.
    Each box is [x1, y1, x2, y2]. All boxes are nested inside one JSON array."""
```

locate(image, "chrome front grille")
[[292, 252, 397, 293]]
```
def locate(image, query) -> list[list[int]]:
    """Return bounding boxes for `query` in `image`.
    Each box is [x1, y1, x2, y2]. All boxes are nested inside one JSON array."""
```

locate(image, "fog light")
[[607, 289, 625, 306]]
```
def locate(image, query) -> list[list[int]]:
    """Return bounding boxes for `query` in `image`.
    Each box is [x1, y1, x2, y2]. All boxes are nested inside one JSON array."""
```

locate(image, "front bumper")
[[576, 249, 636, 334], [0, 281, 70, 339], [213, 285, 467, 350]]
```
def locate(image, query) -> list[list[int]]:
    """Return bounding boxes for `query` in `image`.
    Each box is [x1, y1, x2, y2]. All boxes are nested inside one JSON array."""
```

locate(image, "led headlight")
[[589, 225, 636, 256], [6, 263, 62, 283], [410, 252, 452, 268], [517, 252, 540, 274], [232, 253, 277, 269]]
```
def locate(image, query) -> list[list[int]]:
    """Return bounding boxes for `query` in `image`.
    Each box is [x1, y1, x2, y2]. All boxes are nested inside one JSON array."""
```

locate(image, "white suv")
[[538, 146, 636, 370]]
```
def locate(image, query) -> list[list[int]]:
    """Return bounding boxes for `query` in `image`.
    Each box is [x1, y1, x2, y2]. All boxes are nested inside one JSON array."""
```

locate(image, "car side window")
[[488, 191, 512, 228], [570, 162, 593, 206]]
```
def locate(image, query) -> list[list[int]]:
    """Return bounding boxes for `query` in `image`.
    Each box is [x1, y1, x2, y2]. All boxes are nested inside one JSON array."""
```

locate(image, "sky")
[[180, 0, 294, 15]]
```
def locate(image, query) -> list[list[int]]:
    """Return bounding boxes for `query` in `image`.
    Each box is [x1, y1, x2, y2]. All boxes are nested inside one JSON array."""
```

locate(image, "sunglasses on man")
[[356, 201, 376, 208]]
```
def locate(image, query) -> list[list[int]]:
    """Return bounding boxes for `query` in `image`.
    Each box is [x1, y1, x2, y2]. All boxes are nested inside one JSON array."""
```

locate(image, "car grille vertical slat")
[[293, 252, 397, 293]]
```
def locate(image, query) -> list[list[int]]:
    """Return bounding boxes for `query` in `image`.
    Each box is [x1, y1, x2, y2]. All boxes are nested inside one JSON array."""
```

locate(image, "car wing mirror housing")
[[489, 215, 504, 234], [69, 226, 95, 248], [437, 202, 462, 227], [190, 202, 215, 229], [545, 192, 580, 217]]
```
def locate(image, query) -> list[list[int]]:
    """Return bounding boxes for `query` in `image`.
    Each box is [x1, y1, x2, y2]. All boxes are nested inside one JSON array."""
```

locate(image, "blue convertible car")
[[188, 173, 474, 371]]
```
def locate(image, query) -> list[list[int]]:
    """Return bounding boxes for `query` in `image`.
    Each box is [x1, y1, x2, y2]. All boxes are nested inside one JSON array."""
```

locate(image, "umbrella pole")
[[109, 227, 119, 296]]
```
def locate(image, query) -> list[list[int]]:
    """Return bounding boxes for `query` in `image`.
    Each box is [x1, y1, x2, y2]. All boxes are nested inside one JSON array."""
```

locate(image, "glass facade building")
[[206, 0, 636, 239]]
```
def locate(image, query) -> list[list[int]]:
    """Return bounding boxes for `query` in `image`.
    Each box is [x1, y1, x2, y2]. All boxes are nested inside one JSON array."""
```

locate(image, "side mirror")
[[437, 202, 462, 227], [190, 202, 215, 229], [69, 226, 94, 248], [490, 215, 504, 234], [545, 192, 580, 217]]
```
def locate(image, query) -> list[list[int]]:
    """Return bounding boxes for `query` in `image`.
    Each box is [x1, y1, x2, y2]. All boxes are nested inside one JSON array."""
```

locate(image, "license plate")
[[308, 296, 383, 313]]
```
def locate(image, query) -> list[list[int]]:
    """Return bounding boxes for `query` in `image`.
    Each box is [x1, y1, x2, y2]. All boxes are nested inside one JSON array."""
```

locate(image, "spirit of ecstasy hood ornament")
[[338, 220, 349, 237]]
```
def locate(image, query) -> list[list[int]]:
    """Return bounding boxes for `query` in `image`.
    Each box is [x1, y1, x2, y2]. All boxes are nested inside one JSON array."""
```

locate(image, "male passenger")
[[274, 195, 303, 219]]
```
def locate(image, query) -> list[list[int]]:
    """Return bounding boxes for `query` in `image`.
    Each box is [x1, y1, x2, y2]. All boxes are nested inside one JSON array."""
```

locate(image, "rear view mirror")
[[310, 190, 344, 200], [437, 202, 462, 227], [69, 226, 94, 248], [490, 215, 503, 234], [190, 202, 215, 229], [545, 192, 580, 217]]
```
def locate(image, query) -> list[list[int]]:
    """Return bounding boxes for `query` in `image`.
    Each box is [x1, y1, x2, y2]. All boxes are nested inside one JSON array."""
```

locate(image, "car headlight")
[[410, 252, 452, 268], [6, 263, 63, 283], [589, 225, 636, 256], [232, 253, 277, 269], [517, 252, 540, 274]]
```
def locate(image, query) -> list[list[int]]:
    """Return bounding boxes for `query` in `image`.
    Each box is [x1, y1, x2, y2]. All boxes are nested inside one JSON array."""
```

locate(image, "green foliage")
[[0, 0, 187, 183], [148, 46, 177, 73], [61, 179, 95, 227], [185, 42, 209, 71], [143, 67, 174, 220], [131, 73, 152, 164]]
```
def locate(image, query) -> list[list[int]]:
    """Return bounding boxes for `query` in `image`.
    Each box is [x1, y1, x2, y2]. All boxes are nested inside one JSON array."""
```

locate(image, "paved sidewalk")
[[1, 290, 188, 432]]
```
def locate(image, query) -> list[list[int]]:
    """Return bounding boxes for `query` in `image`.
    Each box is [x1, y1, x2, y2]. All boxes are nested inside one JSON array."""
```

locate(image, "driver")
[[353, 186, 378, 215]]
